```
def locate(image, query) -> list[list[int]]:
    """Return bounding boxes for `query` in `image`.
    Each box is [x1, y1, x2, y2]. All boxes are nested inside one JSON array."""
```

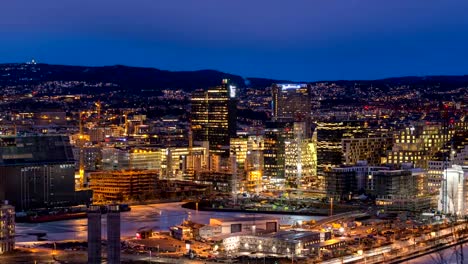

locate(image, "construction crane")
[[78, 111, 86, 188], [94, 101, 102, 123]]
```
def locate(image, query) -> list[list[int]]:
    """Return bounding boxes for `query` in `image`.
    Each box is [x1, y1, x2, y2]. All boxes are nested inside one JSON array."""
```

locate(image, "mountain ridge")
[[1, 63, 468, 93]]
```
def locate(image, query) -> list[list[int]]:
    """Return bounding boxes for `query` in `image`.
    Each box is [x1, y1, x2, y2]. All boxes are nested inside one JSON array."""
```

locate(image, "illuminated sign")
[[279, 84, 307, 90]]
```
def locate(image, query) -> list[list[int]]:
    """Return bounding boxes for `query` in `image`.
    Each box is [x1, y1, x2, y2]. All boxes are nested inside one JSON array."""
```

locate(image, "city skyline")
[[0, 1, 467, 263], [1, 1, 468, 81]]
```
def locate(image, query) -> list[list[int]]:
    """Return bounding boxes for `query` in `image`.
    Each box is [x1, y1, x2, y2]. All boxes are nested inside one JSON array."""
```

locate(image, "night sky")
[[1, 0, 468, 81]]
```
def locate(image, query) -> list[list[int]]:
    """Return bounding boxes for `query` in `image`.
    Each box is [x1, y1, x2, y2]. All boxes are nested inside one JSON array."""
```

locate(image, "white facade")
[[438, 165, 468, 215], [198, 225, 222, 240]]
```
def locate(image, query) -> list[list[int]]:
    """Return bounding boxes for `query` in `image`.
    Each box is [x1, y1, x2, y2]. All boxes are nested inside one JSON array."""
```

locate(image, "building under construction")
[[89, 170, 158, 202]]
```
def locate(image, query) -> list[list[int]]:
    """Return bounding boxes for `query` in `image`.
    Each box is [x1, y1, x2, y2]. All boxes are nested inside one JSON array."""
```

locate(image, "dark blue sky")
[[1, 0, 468, 81]]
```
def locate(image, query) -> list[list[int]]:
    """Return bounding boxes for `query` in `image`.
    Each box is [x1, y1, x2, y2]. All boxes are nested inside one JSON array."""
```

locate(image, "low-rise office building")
[[210, 216, 279, 235], [222, 230, 340, 257]]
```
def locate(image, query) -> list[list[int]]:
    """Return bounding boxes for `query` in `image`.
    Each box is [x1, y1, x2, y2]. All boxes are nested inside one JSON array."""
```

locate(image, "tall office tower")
[[284, 122, 317, 188], [191, 79, 237, 157], [264, 121, 291, 188], [0, 135, 76, 210], [0, 201, 15, 254], [87, 205, 101, 264], [315, 121, 367, 189], [264, 121, 317, 189], [107, 205, 121, 264], [271, 83, 312, 137]]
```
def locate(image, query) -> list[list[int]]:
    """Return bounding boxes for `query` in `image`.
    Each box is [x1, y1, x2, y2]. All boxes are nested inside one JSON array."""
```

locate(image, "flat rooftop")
[[265, 230, 320, 241], [211, 216, 280, 223]]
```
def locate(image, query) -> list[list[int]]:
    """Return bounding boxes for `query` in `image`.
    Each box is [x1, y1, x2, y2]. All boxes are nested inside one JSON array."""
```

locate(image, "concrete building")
[[0, 135, 77, 210], [0, 201, 14, 254], [428, 130, 468, 205], [369, 164, 431, 211], [438, 165, 468, 216], [107, 205, 121, 264], [209, 216, 279, 235], [387, 123, 445, 169], [87, 205, 101, 263], [325, 161, 388, 200], [342, 135, 391, 166], [222, 231, 342, 257]]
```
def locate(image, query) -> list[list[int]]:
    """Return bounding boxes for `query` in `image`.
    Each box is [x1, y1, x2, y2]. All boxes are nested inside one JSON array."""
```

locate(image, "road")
[[16, 202, 323, 242]]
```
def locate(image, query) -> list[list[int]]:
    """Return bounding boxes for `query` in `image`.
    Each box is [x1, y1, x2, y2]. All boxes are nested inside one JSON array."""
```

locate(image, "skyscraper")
[[191, 79, 237, 157], [271, 84, 312, 134], [264, 121, 317, 189]]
